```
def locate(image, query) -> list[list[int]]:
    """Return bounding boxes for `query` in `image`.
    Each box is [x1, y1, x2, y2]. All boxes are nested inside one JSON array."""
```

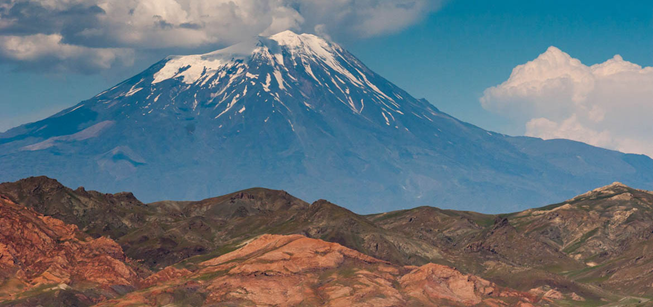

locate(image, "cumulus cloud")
[[481, 47, 653, 157], [0, 34, 133, 73], [0, 0, 441, 72]]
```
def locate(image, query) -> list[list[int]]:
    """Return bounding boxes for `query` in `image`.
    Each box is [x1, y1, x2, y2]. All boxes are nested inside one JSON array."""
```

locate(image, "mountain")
[[0, 186, 540, 306], [505, 182, 653, 296], [4, 176, 653, 305], [1, 30, 652, 213], [0, 176, 148, 239], [0, 176, 434, 269], [0, 193, 142, 306]]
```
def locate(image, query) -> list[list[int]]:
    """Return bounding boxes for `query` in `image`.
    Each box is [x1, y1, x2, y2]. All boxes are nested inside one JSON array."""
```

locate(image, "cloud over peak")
[[482, 47, 653, 157], [0, 0, 442, 73]]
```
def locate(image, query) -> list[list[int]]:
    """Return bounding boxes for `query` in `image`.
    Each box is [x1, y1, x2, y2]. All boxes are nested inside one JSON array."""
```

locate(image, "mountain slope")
[[98, 234, 538, 307], [1, 31, 652, 213], [0, 194, 142, 306], [507, 183, 653, 296], [0, 190, 539, 306], [5, 176, 653, 304], [0, 176, 149, 239]]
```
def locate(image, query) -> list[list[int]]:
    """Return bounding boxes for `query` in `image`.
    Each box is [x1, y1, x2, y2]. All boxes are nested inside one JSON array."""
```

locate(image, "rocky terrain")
[[0, 187, 537, 306], [0, 194, 142, 306], [99, 235, 537, 306], [2, 176, 653, 305], [0, 176, 148, 239]]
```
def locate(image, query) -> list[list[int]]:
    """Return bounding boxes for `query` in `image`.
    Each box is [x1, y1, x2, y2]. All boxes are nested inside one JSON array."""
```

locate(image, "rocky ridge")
[[2, 177, 653, 305], [0, 194, 140, 305], [0, 194, 538, 306], [98, 234, 537, 306]]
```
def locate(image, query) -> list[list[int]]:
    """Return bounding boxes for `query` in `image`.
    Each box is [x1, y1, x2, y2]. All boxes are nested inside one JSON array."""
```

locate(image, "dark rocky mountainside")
[[0, 194, 144, 306], [2, 176, 653, 305], [0, 182, 539, 306], [1, 31, 652, 214], [0, 176, 148, 239]]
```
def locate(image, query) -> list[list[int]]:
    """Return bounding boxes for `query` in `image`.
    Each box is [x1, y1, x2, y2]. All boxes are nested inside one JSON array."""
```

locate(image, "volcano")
[[1, 31, 651, 213]]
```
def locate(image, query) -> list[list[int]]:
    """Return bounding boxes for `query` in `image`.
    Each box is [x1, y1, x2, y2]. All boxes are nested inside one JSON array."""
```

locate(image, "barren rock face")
[[0, 176, 147, 240], [400, 263, 490, 305], [201, 234, 384, 274], [0, 194, 139, 301], [400, 263, 538, 305], [100, 234, 536, 306], [140, 266, 192, 288]]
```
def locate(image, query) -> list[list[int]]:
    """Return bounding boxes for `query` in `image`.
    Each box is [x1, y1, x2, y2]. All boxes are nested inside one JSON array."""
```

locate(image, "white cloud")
[[481, 47, 653, 157], [0, 34, 133, 73], [0, 0, 441, 72]]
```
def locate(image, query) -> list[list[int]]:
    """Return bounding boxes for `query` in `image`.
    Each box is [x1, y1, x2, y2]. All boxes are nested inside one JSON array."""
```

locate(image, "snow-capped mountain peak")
[[3, 30, 651, 214], [152, 31, 340, 85], [95, 30, 426, 129]]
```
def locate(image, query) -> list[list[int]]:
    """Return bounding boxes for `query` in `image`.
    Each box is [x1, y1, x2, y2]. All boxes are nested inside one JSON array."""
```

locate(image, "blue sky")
[[347, 0, 653, 133], [1, 0, 652, 154]]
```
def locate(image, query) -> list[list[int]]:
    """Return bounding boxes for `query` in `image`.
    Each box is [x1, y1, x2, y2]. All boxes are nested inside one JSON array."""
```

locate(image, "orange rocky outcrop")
[[400, 263, 537, 306], [140, 266, 192, 288], [101, 234, 538, 306], [0, 194, 139, 301]]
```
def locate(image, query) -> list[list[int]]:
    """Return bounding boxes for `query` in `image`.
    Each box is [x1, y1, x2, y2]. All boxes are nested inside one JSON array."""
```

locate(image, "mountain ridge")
[[0, 190, 540, 306], [3, 176, 653, 305]]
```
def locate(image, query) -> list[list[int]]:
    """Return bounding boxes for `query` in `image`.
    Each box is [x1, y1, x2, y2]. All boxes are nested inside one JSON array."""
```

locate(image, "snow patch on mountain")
[[153, 55, 229, 85], [147, 30, 398, 118], [152, 40, 258, 85]]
